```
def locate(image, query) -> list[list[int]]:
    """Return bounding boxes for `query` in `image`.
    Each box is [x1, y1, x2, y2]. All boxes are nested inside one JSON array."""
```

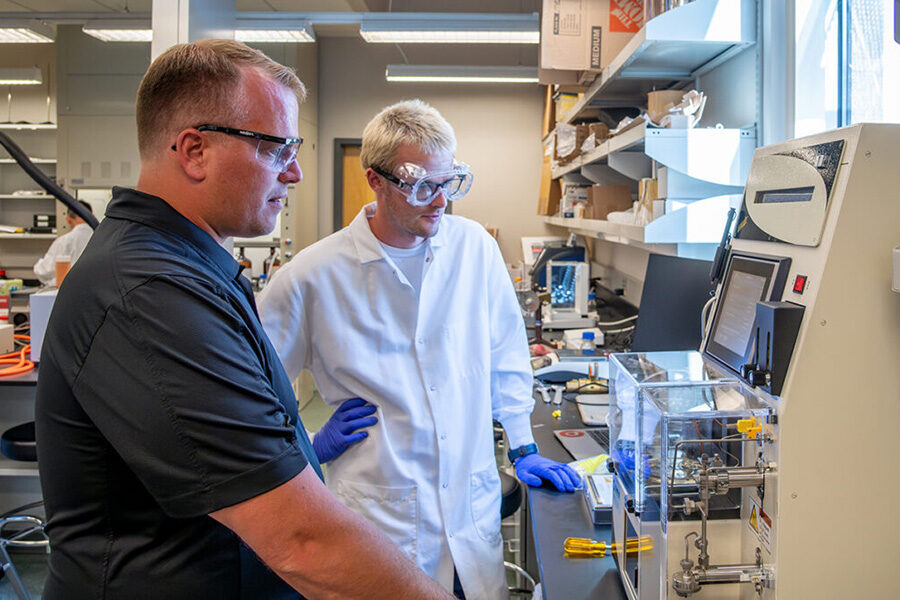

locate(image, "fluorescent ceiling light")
[[361, 13, 539, 44], [0, 123, 57, 130], [386, 65, 538, 83], [81, 18, 314, 43], [82, 20, 151, 42], [0, 67, 42, 85], [0, 21, 55, 43], [235, 19, 315, 43]]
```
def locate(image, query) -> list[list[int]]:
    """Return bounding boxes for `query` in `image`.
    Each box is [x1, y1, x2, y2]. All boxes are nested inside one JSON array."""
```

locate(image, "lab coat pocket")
[[470, 467, 502, 544], [332, 479, 418, 561]]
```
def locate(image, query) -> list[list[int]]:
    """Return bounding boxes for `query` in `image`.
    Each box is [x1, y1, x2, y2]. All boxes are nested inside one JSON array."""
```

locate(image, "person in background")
[[35, 40, 454, 600], [258, 99, 581, 600], [33, 200, 94, 285]]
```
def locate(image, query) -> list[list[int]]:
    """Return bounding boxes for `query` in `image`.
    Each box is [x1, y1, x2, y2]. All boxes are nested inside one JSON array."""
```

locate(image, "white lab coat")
[[33, 223, 93, 285], [258, 204, 536, 600]]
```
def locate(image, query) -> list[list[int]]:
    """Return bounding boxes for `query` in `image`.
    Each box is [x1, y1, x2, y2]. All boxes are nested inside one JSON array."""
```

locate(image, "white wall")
[[316, 36, 555, 262]]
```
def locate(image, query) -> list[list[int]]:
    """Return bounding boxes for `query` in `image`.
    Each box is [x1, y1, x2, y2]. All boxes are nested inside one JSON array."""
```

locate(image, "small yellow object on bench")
[[563, 536, 653, 557]]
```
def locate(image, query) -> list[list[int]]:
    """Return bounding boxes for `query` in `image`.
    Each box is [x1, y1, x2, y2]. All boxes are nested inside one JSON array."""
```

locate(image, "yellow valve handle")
[[737, 418, 763, 439]]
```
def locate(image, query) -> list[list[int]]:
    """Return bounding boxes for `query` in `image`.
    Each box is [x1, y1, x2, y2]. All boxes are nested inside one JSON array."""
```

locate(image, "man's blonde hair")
[[136, 38, 305, 158], [360, 100, 457, 172]]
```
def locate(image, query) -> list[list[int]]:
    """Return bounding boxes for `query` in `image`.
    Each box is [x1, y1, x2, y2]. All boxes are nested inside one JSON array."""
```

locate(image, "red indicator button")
[[793, 275, 807, 294]]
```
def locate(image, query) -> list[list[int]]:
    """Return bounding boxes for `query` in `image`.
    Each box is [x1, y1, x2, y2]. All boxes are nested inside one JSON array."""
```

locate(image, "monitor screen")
[[630, 254, 716, 352], [550, 263, 577, 309], [704, 253, 790, 374]]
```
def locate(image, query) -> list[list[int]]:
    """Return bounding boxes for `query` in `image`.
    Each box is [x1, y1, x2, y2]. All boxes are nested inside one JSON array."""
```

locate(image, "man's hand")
[[313, 398, 378, 463], [515, 454, 582, 492]]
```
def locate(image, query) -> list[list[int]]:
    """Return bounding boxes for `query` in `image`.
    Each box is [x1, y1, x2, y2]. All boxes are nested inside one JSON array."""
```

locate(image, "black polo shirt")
[[35, 187, 322, 600]]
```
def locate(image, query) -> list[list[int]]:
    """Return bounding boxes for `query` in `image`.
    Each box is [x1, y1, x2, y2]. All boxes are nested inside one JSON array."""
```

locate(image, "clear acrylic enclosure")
[[608, 352, 772, 514]]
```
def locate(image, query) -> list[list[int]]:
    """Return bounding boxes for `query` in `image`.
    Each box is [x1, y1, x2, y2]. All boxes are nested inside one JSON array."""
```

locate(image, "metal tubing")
[[697, 563, 760, 584], [669, 436, 761, 497]]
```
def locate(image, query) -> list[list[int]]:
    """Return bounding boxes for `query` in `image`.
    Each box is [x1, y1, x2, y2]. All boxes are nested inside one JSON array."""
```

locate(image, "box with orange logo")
[[540, 0, 643, 76]]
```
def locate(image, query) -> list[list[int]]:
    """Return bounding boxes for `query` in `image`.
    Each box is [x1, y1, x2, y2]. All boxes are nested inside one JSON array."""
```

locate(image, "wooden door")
[[341, 145, 375, 228]]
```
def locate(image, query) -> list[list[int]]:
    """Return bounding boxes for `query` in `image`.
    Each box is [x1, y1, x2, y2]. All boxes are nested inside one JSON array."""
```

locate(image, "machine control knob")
[[607, 460, 616, 474], [741, 363, 770, 387], [626, 498, 635, 514], [284, 251, 293, 259], [284, 238, 293, 246], [748, 369, 770, 387]]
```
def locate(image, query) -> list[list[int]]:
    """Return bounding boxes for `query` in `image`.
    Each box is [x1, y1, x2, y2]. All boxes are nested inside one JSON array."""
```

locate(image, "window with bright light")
[[846, 0, 900, 124], [795, 0, 840, 137], [794, 0, 900, 137]]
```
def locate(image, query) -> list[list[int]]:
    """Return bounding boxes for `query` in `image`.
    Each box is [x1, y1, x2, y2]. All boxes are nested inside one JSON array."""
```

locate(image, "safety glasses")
[[171, 125, 303, 173], [373, 160, 474, 206]]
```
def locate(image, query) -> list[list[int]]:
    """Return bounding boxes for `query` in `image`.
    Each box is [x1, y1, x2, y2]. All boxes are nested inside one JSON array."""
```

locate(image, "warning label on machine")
[[748, 497, 773, 554]]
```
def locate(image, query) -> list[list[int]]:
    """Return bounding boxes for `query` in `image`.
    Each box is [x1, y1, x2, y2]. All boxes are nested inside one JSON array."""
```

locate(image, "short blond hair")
[[136, 38, 305, 158], [360, 100, 457, 172]]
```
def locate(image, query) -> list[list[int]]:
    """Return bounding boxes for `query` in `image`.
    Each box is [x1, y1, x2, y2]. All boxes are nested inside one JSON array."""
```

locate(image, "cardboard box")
[[554, 123, 590, 164], [542, 86, 555, 139], [638, 177, 658, 203], [538, 154, 562, 216], [589, 122, 611, 141], [0, 323, 12, 354], [540, 0, 643, 73], [647, 89, 687, 123], [585, 184, 633, 220], [554, 91, 581, 122], [561, 183, 590, 217]]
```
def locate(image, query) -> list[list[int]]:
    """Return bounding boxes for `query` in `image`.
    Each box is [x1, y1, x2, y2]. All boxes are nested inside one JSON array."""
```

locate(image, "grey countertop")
[[526, 383, 627, 600]]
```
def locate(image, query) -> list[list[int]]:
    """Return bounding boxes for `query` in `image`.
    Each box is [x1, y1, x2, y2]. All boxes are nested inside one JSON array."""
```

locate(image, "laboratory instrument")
[[543, 260, 597, 329], [606, 124, 900, 599]]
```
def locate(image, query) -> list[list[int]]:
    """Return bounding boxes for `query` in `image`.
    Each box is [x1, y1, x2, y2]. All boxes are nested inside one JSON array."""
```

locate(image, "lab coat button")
[[417, 338, 424, 344], [429, 385, 436, 391], [440, 434, 447, 440], [442, 483, 448, 489]]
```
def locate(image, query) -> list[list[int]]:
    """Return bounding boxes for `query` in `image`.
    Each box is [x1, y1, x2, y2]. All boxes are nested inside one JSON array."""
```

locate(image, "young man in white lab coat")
[[33, 200, 94, 286], [258, 100, 580, 600]]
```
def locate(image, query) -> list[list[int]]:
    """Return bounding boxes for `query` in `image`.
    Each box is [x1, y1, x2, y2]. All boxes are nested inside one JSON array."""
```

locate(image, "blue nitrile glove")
[[514, 454, 582, 493], [312, 398, 378, 463]]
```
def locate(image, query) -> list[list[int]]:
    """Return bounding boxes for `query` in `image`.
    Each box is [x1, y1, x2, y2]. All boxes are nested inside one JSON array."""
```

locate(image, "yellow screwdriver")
[[563, 536, 653, 557]]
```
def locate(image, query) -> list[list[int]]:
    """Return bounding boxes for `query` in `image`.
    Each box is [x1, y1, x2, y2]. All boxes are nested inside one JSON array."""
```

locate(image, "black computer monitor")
[[630, 254, 716, 352], [703, 252, 791, 374]]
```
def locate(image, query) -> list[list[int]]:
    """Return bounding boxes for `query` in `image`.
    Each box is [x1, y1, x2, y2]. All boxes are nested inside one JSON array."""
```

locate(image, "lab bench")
[[0, 368, 43, 509], [523, 388, 626, 600]]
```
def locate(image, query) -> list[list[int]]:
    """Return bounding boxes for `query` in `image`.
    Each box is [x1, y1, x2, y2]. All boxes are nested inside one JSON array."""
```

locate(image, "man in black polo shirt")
[[35, 39, 454, 600]]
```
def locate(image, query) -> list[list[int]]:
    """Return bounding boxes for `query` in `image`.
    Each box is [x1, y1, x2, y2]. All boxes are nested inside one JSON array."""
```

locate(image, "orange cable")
[[0, 341, 35, 377]]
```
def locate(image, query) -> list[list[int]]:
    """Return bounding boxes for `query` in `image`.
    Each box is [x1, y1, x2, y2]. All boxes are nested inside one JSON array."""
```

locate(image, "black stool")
[[0, 422, 49, 600], [499, 470, 521, 520]]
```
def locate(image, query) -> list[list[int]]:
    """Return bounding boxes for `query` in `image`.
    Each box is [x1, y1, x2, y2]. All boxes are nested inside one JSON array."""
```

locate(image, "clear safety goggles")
[[373, 160, 474, 206], [171, 125, 303, 173]]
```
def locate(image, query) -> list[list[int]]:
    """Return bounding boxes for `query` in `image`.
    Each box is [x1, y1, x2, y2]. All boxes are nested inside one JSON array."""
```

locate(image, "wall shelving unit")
[[545, 0, 757, 259]]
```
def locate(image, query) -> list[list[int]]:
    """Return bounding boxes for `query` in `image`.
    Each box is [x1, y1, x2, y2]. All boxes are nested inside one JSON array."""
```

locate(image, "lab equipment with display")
[[605, 124, 900, 599]]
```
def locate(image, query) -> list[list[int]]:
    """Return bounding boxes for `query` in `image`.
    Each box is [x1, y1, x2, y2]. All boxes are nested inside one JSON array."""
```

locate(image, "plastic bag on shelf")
[[555, 123, 577, 157]]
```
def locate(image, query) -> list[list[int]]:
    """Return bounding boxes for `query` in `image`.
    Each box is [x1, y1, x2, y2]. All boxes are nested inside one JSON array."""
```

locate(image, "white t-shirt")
[[379, 240, 429, 299]]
